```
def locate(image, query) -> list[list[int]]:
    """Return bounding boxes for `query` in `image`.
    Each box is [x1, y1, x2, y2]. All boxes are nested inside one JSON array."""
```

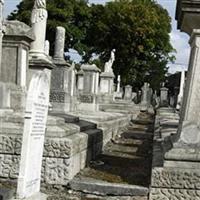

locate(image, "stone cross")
[[30, 0, 48, 57], [53, 26, 65, 61], [17, 71, 50, 199]]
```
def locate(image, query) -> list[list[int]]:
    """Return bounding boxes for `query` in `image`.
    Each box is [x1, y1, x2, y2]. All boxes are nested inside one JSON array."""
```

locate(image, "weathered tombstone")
[[100, 72, 114, 94], [140, 82, 149, 111], [124, 85, 132, 101], [17, 71, 49, 199], [78, 64, 101, 111], [77, 69, 84, 93], [160, 84, 168, 107]]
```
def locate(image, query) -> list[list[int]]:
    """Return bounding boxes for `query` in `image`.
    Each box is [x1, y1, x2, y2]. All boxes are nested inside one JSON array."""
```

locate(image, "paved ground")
[[45, 111, 154, 200]]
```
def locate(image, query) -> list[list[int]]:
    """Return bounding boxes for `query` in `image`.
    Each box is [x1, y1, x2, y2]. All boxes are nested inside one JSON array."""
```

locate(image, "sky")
[[4, 0, 190, 74]]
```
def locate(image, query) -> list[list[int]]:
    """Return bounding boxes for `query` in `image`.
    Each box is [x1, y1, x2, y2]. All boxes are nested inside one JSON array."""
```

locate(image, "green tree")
[[8, 0, 174, 90], [83, 0, 174, 90]]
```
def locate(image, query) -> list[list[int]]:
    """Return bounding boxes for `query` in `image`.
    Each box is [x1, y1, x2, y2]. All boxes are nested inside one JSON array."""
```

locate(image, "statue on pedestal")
[[104, 49, 116, 73]]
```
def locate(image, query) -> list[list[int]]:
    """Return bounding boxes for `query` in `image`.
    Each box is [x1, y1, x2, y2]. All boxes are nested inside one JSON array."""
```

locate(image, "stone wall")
[[0, 111, 132, 186]]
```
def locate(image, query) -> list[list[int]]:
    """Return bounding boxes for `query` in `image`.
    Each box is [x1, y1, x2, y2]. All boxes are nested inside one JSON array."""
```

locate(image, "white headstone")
[[17, 71, 50, 199]]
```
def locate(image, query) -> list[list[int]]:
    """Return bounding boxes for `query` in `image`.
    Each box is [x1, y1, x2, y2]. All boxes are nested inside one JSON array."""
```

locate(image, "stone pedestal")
[[77, 69, 84, 93], [1, 21, 34, 111], [160, 87, 168, 107], [99, 71, 115, 103], [78, 64, 101, 112], [124, 85, 132, 101]]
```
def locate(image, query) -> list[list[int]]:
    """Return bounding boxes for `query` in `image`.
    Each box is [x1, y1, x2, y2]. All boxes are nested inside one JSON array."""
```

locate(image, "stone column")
[[124, 85, 132, 101], [53, 26, 65, 61], [173, 30, 200, 145], [50, 26, 73, 113], [29, 0, 48, 58], [78, 64, 101, 111], [176, 70, 185, 110]]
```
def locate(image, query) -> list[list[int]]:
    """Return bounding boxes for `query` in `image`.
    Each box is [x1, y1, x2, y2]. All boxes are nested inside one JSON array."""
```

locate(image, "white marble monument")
[[17, 71, 50, 199]]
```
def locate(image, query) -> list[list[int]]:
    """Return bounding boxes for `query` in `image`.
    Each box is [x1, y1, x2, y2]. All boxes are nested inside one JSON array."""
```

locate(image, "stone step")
[[50, 113, 80, 123], [69, 177, 149, 196], [121, 131, 153, 140], [83, 128, 103, 145], [75, 120, 97, 132]]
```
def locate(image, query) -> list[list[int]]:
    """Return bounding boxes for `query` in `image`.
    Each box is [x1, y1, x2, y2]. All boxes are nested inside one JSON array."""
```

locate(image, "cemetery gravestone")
[[17, 71, 49, 199]]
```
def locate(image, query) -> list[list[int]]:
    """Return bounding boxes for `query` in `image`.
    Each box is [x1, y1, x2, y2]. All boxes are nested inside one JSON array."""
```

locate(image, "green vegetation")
[[8, 0, 174, 89]]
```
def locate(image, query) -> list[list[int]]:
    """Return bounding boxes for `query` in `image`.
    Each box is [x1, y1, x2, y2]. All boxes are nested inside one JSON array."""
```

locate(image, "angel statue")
[[34, 0, 46, 9], [104, 49, 116, 73]]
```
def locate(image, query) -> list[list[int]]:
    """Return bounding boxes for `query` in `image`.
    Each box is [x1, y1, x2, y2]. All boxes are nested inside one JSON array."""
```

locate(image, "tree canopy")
[[8, 0, 174, 90]]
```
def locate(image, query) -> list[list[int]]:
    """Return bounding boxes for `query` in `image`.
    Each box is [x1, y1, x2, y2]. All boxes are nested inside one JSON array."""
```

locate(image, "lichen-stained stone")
[[43, 139, 71, 158], [151, 168, 200, 189], [150, 188, 200, 200], [44, 158, 70, 185], [0, 155, 19, 179]]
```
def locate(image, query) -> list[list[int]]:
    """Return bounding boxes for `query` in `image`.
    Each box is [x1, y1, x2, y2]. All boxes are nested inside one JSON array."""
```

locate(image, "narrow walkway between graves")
[[47, 111, 154, 200]]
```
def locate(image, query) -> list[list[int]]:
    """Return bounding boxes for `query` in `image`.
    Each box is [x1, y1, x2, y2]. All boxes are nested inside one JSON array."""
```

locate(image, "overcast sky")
[[4, 0, 190, 73]]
